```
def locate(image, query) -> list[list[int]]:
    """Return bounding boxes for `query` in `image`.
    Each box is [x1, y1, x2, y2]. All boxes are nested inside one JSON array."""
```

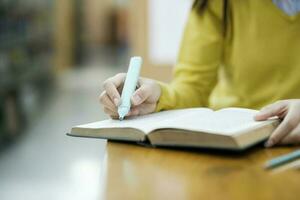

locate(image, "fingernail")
[[265, 139, 274, 148], [255, 111, 266, 120], [113, 98, 119, 106], [257, 110, 266, 116], [133, 95, 142, 105]]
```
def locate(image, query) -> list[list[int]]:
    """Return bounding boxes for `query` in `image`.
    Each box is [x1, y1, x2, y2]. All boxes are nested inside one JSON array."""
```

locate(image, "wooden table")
[[100, 142, 300, 200]]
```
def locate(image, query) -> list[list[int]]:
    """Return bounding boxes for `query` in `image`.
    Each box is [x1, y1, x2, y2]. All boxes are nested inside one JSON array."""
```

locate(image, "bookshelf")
[[0, 0, 54, 143]]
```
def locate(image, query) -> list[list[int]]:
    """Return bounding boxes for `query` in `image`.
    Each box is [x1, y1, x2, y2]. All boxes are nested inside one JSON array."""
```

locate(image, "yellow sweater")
[[156, 0, 300, 111]]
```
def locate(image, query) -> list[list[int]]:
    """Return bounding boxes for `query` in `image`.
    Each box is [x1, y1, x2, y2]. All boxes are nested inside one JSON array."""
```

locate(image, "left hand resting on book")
[[255, 99, 300, 147]]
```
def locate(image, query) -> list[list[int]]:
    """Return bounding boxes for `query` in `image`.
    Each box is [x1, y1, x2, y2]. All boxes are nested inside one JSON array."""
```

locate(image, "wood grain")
[[100, 141, 300, 200]]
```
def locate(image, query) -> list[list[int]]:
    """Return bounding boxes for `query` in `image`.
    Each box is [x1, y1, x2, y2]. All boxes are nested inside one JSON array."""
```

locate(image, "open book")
[[68, 108, 279, 150]]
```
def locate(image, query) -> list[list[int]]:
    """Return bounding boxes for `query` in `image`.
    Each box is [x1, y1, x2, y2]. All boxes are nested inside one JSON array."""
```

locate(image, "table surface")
[[100, 141, 300, 200]]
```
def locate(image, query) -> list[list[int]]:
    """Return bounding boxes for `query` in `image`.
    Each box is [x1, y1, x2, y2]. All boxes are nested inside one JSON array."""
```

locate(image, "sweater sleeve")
[[156, 0, 225, 111]]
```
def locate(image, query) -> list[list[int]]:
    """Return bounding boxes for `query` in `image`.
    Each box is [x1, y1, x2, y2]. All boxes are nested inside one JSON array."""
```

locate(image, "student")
[[99, 0, 300, 147]]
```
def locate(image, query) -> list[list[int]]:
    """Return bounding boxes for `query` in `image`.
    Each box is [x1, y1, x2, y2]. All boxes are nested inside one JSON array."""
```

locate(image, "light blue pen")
[[118, 56, 142, 120], [265, 150, 300, 169]]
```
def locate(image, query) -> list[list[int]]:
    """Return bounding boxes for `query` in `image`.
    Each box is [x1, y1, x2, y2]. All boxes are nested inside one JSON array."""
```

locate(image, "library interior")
[[1, 0, 300, 200]]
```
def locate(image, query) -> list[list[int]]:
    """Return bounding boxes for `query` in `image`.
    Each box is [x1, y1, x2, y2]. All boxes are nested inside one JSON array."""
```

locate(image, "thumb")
[[255, 101, 287, 121], [131, 85, 151, 106]]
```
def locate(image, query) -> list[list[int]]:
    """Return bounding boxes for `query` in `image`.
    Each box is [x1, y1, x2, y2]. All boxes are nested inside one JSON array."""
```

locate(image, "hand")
[[255, 100, 300, 147], [99, 73, 161, 119]]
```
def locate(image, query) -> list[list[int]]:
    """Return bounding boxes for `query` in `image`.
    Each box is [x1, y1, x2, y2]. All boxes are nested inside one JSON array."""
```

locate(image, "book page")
[[75, 108, 212, 134], [157, 108, 271, 135]]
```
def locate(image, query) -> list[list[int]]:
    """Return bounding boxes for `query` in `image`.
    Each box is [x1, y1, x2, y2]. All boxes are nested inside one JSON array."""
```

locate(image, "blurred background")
[[0, 0, 192, 199]]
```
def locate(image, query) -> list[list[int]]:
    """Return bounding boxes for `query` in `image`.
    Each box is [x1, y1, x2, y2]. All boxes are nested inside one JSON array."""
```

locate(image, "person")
[[99, 0, 300, 147]]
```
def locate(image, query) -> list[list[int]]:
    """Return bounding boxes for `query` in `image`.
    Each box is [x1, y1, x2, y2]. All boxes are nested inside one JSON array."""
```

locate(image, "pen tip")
[[119, 116, 124, 121]]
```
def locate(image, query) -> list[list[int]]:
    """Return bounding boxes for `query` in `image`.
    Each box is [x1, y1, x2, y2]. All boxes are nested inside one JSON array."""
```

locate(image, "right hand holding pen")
[[99, 73, 161, 119]]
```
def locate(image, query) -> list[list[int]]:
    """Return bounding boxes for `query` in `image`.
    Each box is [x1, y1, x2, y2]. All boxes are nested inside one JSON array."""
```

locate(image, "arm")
[[156, 0, 225, 111]]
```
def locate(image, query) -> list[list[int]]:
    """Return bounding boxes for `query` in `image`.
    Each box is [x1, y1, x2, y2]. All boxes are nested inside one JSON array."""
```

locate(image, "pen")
[[271, 159, 300, 174], [264, 149, 300, 169], [118, 56, 142, 120]]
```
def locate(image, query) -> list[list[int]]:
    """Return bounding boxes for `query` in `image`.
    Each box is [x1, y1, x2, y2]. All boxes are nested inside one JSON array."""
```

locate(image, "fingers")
[[127, 103, 156, 117], [99, 91, 119, 118], [131, 84, 152, 106], [101, 75, 160, 118], [255, 101, 288, 121], [279, 125, 300, 145], [99, 91, 116, 111], [103, 107, 119, 119], [103, 103, 156, 119], [102, 73, 126, 106], [265, 108, 299, 147], [279, 134, 300, 145]]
